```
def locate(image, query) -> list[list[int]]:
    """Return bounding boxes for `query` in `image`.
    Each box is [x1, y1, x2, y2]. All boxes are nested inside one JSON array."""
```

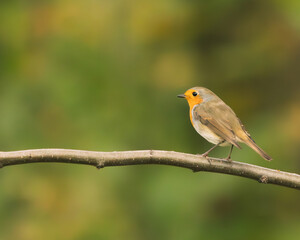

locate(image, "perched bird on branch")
[[178, 87, 272, 161]]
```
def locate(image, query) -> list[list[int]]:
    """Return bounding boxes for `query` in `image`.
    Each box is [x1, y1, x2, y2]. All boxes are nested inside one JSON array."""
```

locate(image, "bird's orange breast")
[[187, 98, 202, 127], [189, 110, 194, 127]]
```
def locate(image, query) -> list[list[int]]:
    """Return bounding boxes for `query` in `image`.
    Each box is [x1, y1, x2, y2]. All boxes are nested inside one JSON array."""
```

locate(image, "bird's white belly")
[[191, 106, 225, 145], [193, 121, 223, 144]]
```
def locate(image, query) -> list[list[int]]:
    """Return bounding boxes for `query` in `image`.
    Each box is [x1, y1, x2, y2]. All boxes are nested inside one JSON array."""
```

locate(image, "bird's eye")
[[192, 91, 198, 96]]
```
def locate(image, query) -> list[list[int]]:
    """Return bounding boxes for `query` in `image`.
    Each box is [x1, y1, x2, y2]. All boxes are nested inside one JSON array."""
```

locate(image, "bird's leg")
[[201, 140, 225, 158], [201, 145, 218, 158], [225, 145, 234, 162]]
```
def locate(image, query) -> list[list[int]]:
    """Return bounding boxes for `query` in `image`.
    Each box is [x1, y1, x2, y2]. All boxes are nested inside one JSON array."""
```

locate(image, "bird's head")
[[177, 88, 202, 108], [178, 86, 216, 108]]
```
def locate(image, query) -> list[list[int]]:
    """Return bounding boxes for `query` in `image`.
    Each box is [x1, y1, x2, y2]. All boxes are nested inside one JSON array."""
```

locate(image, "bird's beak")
[[177, 94, 186, 98]]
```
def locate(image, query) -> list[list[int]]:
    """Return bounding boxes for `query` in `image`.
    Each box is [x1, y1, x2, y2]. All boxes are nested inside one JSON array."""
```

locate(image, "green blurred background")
[[0, 0, 300, 239]]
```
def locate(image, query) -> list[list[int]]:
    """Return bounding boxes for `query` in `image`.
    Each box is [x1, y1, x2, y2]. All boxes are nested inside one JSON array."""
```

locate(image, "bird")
[[177, 87, 272, 161]]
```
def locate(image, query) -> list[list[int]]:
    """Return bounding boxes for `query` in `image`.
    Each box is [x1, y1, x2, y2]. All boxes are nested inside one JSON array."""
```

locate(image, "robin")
[[177, 87, 272, 161]]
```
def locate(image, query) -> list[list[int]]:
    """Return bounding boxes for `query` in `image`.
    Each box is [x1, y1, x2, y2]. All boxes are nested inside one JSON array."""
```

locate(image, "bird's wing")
[[193, 101, 241, 149]]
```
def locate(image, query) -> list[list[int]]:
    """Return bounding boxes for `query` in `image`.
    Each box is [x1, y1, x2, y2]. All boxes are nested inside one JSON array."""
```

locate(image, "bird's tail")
[[240, 134, 272, 161]]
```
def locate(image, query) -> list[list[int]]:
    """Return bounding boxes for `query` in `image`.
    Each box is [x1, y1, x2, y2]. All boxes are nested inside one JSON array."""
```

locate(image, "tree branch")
[[0, 149, 299, 190]]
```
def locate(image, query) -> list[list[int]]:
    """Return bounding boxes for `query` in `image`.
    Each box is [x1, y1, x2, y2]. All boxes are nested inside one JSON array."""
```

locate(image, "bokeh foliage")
[[0, 0, 300, 239]]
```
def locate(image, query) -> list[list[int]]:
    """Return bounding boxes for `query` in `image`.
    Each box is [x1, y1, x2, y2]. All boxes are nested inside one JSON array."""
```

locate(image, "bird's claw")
[[197, 153, 211, 164]]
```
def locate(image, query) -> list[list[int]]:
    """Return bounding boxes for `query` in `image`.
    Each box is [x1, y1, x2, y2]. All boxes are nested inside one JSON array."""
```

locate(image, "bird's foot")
[[198, 153, 208, 158], [197, 153, 211, 164], [197, 153, 209, 158], [224, 156, 232, 163]]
